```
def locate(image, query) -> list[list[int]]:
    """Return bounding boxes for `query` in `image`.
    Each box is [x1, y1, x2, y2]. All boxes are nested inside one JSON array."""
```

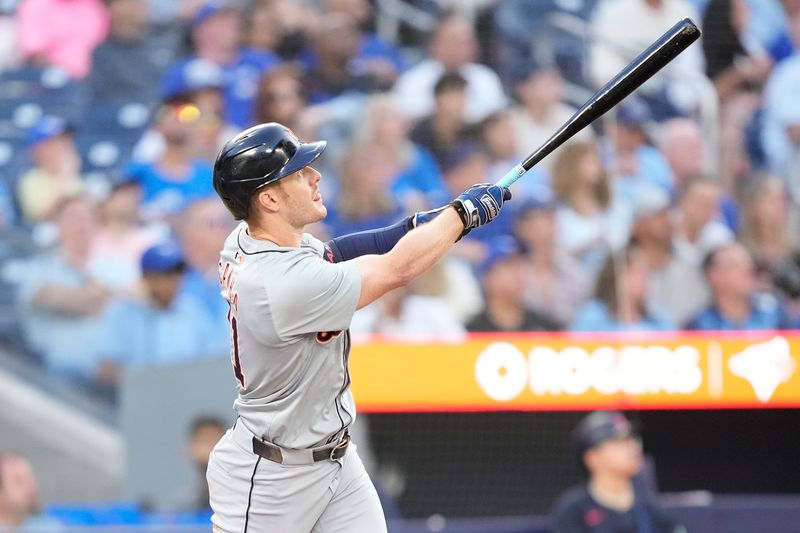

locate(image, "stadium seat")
[[75, 102, 152, 175]]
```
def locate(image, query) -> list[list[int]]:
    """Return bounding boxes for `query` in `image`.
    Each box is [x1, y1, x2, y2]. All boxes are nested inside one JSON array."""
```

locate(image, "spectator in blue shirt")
[[96, 240, 222, 389], [176, 198, 234, 354], [685, 242, 785, 330], [604, 97, 674, 205], [126, 97, 215, 220], [351, 95, 448, 211], [17, 197, 110, 381], [571, 245, 674, 332], [162, 1, 281, 128]]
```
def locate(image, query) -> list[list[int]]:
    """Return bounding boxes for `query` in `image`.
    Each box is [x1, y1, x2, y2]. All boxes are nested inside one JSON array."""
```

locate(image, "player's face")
[[277, 165, 327, 227], [0, 456, 39, 516], [589, 435, 643, 479]]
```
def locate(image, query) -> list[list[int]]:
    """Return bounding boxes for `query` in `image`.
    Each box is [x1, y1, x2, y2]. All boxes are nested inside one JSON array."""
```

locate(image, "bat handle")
[[494, 164, 526, 188]]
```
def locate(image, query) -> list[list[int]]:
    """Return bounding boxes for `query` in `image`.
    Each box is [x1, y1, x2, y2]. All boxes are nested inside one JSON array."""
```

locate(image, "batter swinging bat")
[[495, 18, 701, 189]]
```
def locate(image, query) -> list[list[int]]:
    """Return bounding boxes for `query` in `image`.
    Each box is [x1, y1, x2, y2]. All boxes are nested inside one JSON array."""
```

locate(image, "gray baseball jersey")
[[218, 222, 361, 449]]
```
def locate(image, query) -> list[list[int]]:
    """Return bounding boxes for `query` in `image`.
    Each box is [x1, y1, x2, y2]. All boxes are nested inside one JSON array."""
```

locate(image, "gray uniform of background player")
[[207, 222, 386, 532]]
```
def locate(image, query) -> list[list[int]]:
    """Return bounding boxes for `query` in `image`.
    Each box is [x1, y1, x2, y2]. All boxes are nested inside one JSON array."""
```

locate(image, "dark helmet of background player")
[[572, 410, 639, 463], [213, 122, 327, 220]]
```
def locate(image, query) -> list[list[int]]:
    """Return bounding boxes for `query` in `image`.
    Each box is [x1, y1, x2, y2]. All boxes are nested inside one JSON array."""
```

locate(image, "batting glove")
[[450, 183, 512, 239]]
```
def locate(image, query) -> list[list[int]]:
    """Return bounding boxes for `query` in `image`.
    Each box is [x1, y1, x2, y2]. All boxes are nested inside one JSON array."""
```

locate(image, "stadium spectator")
[[657, 118, 706, 191], [325, 0, 406, 81], [350, 283, 465, 341], [323, 144, 406, 236], [0, 452, 61, 531], [550, 411, 682, 533], [589, 0, 703, 118], [17, 117, 84, 225], [87, 0, 169, 104], [175, 198, 233, 353], [302, 13, 378, 104], [351, 95, 447, 210], [88, 178, 160, 294], [605, 97, 674, 204], [761, 13, 800, 193], [672, 177, 734, 266], [686, 242, 786, 330], [137, 58, 236, 163], [16, 0, 109, 79], [410, 71, 475, 168], [254, 65, 310, 136], [299, 5, 404, 100], [162, 1, 280, 128], [514, 193, 591, 326], [184, 416, 225, 512], [438, 141, 513, 244], [16, 197, 110, 381], [571, 245, 673, 332], [739, 176, 796, 288], [125, 97, 215, 220], [702, 0, 771, 102], [551, 141, 632, 278], [703, 0, 771, 188], [392, 11, 506, 124], [479, 110, 541, 198], [631, 186, 709, 326], [95, 240, 221, 389], [0, 2, 21, 73], [467, 237, 561, 332], [508, 64, 592, 176]]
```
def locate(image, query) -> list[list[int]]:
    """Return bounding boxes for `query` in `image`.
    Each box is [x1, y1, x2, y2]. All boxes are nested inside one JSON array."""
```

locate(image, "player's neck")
[[588, 474, 635, 511], [247, 220, 303, 248]]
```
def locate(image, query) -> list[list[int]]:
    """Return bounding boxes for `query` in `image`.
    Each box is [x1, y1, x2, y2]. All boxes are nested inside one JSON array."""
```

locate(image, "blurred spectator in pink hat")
[[16, 0, 109, 79]]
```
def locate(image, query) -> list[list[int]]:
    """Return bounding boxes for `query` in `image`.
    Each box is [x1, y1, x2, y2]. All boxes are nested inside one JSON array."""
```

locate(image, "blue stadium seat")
[[44, 502, 144, 526], [75, 102, 152, 175]]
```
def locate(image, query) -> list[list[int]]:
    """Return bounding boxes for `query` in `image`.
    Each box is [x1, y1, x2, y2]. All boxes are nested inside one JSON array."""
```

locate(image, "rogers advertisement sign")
[[349, 332, 799, 412]]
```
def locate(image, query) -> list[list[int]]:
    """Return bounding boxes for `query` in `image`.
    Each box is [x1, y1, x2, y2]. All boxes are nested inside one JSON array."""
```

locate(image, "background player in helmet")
[[550, 411, 684, 533], [207, 122, 511, 532]]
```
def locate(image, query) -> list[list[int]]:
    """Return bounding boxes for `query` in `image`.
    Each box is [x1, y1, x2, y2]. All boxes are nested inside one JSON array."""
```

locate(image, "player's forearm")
[[384, 207, 462, 283]]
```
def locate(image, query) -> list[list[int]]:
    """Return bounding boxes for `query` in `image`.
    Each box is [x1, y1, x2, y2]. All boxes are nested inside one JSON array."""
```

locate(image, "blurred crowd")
[[1, 0, 800, 398]]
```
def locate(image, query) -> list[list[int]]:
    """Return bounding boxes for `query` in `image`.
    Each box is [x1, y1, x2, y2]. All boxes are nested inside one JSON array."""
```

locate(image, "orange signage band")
[[348, 331, 800, 413]]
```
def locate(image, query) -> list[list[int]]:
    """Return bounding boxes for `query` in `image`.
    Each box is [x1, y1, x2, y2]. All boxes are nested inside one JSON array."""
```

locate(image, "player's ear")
[[254, 186, 281, 214]]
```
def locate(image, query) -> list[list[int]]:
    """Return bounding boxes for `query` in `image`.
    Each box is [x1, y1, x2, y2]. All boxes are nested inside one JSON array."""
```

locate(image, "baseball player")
[[207, 122, 511, 533]]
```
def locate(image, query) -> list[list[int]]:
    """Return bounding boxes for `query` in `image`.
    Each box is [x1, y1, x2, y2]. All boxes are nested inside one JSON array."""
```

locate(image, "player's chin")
[[313, 202, 328, 220]]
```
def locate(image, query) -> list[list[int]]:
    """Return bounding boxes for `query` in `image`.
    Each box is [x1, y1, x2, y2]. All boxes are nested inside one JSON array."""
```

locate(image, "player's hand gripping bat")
[[495, 18, 701, 189]]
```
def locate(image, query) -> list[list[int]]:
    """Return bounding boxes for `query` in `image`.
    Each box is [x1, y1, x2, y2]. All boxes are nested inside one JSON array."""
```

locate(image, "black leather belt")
[[252, 432, 350, 464]]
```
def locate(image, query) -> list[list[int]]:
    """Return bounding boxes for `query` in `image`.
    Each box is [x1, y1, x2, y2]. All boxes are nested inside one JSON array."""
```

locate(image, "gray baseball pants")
[[207, 421, 387, 533]]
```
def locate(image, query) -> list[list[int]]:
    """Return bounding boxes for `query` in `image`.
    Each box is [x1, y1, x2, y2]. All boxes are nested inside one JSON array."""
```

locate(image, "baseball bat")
[[495, 17, 701, 188]]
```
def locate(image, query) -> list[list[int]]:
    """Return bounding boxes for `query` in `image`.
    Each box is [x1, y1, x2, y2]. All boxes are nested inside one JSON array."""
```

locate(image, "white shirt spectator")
[[351, 292, 466, 343], [589, 0, 704, 94], [392, 60, 507, 124], [762, 54, 800, 188]]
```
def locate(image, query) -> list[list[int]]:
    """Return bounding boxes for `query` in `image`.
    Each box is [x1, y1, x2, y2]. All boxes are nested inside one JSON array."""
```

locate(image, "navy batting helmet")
[[213, 122, 327, 220]]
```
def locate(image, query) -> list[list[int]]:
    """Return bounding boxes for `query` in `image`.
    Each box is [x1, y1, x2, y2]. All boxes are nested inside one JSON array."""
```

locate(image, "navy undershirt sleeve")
[[325, 217, 412, 263]]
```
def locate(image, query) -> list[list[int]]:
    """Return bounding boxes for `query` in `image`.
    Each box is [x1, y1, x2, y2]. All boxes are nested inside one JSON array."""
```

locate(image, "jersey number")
[[230, 316, 245, 388]]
